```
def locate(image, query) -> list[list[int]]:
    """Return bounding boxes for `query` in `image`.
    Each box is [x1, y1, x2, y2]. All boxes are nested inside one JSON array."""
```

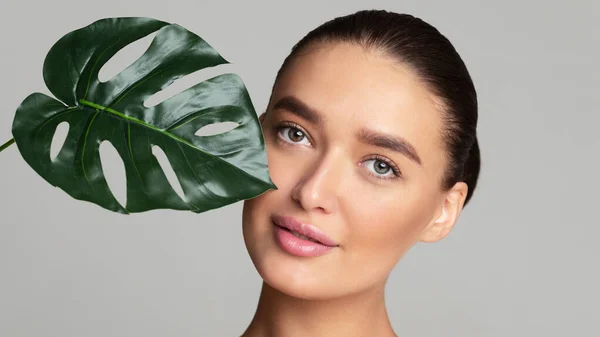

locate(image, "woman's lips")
[[272, 215, 339, 257]]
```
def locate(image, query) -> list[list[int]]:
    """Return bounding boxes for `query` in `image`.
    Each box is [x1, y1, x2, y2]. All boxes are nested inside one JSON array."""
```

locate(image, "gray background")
[[0, 0, 598, 336]]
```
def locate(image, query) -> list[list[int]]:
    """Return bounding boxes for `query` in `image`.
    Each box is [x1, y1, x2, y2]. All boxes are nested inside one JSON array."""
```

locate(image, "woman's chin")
[[252, 248, 347, 301], [260, 268, 340, 301]]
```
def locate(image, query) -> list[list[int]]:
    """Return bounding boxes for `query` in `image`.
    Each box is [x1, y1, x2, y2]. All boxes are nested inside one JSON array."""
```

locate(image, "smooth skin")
[[241, 42, 468, 337]]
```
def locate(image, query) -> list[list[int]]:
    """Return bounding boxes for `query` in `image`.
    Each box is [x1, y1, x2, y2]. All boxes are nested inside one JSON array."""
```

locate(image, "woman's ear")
[[419, 182, 468, 243], [259, 112, 266, 123]]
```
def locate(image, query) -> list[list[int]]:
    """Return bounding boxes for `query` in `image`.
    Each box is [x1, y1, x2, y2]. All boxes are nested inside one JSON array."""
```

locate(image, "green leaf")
[[11, 17, 276, 214]]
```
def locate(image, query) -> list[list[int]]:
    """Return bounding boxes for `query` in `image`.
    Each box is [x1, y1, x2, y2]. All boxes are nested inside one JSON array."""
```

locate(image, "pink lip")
[[272, 215, 339, 257]]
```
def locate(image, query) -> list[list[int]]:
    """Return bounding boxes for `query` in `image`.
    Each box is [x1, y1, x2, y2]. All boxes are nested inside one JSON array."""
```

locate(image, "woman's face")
[[242, 42, 466, 300]]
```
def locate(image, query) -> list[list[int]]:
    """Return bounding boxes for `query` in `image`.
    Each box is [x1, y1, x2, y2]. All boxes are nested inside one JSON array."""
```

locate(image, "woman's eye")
[[278, 126, 311, 145], [362, 159, 400, 179]]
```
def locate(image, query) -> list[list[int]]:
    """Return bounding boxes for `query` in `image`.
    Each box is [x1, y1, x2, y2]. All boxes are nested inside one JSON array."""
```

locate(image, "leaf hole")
[[195, 121, 239, 137], [50, 121, 70, 161], [152, 145, 186, 201], [143, 63, 235, 107], [99, 140, 127, 209], [98, 31, 158, 83]]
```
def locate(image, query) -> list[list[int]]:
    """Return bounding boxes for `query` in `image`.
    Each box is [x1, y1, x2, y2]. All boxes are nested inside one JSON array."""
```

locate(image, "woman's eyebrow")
[[272, 96, 323, 125], [356, 128, 422, 165], [272, 95, 421, 165]]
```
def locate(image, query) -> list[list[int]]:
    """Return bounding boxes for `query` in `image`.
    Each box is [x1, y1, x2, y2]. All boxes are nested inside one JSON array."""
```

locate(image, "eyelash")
[[275, 121, 312, 146], [360, 155, 402, 180], [273, 121, 402, 181]]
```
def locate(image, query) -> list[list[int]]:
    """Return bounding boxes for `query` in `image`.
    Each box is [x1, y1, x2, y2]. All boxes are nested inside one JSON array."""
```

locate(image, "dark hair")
[[271, 10, 480, 206]]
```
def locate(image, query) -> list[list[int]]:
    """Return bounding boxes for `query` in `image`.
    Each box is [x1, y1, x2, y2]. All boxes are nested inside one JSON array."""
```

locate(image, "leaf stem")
[[0, 138, 15, 153]]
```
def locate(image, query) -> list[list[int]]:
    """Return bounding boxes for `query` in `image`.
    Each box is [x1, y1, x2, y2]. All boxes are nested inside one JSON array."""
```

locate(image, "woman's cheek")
[[348, 193, 430, 266], [267, 150, 297, 191], [264, 138, 288, 187], [266, 139, 316, 191]]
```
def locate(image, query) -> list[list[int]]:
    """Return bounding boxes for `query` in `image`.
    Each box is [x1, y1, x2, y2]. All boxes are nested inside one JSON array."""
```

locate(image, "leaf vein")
[[82, 110, 100, 185], [83, 38, 121, 99], [128, 123, 144, 184]]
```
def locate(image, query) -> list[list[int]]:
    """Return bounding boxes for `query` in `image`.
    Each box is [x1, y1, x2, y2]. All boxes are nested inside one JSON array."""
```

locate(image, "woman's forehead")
[[275, 44, 436, 119]]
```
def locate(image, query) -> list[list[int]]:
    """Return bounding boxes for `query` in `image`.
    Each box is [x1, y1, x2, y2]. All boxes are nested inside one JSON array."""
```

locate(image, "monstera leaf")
[[6, 17, 276, 214]]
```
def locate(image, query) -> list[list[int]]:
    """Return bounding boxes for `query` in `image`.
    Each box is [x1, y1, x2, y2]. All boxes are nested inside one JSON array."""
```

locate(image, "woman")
[[241, 9, 479, 337]]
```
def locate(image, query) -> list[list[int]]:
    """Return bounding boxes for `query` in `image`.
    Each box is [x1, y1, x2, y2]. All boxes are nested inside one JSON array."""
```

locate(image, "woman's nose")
[[290, 150, 343, 214]]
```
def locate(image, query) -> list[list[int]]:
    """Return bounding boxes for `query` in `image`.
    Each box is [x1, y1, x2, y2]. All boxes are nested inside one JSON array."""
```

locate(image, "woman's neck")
[[241, 281, 397, 337]]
